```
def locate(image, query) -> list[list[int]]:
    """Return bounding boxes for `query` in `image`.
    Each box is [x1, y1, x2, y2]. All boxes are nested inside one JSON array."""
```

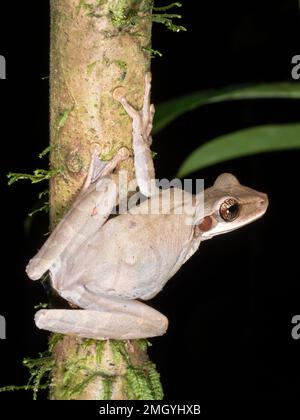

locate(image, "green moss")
[[96, 340, 106, 364], [0, 335, 162, 400], [110, 340, 124, 365], [151, 2, 186, 32], [61, 369, 113, 399], [153, 2, 182, 12], [114, 59, 127, 71], [102, 376, 116, 399], [8, 145, 60, 188], [83, 338, 96, 349], [109, 340, 129, 368], [28, 203, 49, 218], [151, 13, 186, 33], [87, 60, 98, 75], [26, 190, 49, 220], [39, 146, 51, 158], [142, 46, 163, 58], [125, 366, 153, 400], [5, 334, 61, 396], [99, 144, 129, 161], [0, 334, 64, 400], [136, 338, 151, 352], [33, 302, 49, 310], [108, 0, 152, 32], [76, 0, 87, 14], [109, 0, 129, 28], [0, 384, 49, 393], [146, 361, 163, 399], [76, 0, 105, 18], [58, 108, 72, 129], [82, 0, 185, 41], [114, 59, 128, 80], [7, 168, 61, 186], [22, 353, 55, 400], [54, 339, 118, 400], [48, 334, 64, 352], [109, 339, 162, 400]]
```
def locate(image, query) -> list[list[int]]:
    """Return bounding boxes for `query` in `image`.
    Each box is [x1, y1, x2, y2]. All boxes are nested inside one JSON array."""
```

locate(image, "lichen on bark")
[[48, 0, 163, 400]]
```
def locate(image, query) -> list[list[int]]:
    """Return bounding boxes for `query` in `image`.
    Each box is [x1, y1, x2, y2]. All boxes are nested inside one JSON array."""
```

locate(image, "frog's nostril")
[[259, 194, 269, 208]]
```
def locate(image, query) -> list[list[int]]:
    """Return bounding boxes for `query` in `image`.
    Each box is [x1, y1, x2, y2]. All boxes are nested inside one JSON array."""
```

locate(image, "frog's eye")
[[219, 198, 240, 222]]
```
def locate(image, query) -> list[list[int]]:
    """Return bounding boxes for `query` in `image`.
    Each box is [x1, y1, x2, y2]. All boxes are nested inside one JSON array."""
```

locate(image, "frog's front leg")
[[114, 72, 156, 197], [35, 289, 168, 339]]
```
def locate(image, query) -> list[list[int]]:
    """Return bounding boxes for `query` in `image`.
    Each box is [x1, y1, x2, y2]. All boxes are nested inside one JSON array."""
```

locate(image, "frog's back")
[[58, 189, 197, 300]]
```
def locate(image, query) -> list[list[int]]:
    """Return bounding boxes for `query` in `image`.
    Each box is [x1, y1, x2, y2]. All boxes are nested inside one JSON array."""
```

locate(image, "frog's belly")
[[59, 212, 193, 300]]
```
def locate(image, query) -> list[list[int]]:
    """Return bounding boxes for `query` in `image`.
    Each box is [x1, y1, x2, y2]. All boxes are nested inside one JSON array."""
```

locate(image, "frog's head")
[[196, 173, 268, 240]]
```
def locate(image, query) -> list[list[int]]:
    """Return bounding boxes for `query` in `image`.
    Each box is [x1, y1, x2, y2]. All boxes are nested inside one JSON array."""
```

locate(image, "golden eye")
[[219, 198, 240, 222]]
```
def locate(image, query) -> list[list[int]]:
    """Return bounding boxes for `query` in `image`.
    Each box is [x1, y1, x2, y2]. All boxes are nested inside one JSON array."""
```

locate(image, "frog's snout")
[[258, 192, 269, 215]]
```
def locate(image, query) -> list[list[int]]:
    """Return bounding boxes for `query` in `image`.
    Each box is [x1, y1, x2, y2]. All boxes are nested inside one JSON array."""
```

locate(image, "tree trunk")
[[49, 0, 163, 400]]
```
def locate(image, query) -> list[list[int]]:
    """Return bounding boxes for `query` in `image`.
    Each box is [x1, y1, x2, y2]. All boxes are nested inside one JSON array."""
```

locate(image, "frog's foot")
[[141, 72, 155, 145], [114, 73, 154, 147], [35, 302, 168, 340], [84, 146, 129, 190]]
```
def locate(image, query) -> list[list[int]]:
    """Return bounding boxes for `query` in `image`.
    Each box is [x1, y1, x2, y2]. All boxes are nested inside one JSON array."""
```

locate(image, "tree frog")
[[26, 74, 268, 340]]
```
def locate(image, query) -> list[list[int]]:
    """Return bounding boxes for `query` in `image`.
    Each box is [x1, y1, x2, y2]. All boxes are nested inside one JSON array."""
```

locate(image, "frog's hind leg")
[[26, 147, 129, 281], [34, 295, 168, 339]]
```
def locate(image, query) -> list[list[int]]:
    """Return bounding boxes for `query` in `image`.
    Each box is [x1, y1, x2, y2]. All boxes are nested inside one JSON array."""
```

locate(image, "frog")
[[26, 73, 268, 340]]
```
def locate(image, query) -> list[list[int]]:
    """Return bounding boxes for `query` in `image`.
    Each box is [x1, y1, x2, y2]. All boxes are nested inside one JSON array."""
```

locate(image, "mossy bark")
[[50, 0, 153, 224], [49, 0, 163, 400]]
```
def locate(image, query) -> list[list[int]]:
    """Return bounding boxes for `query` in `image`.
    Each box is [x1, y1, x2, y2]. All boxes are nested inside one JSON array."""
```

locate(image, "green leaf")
[[153, 83, 300, 134], [177, 122, 300, 177]]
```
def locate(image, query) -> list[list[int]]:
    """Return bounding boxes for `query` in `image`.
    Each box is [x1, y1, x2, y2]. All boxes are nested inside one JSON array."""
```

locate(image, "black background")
[[0, 0, 300, 401]]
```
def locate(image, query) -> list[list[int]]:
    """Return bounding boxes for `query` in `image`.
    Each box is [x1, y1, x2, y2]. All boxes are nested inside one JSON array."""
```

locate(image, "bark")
[[49, 0, 163, 400]]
